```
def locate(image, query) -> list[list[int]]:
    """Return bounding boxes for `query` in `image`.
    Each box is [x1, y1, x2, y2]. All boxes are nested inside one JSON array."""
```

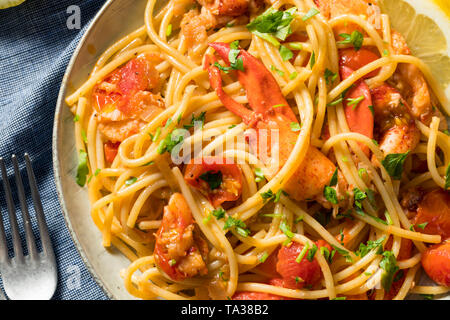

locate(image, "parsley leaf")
[[379, 251, 399, 291], [290, 122, 302, 132], [76, 150, 89, 187], [331, 244, 353, 263], [157, 129, 185, 155], [214, 62, 232, 73], [184, 111, 206, 130], [280, 220, 295, 240], [324, 186, 338, 204], [302, 7, 320, 21], [329, 168, 338, 186], [324, 68, 337, 85], [381, 151, 410, 180], [199, 170, 223, 190], [337, 31, 364, 51], [125, 176, 138, 186], [310, 51, 316, 68], [306, 243, 318, 262], [246, 7, 297, 42], [295, 242, 310, 263], [355, 236, 385, 257], [347, 95, 365, 109], [254, 167, 265, 182], [211, 208, 226, 220], [279, 45, 293, 61], [223, 216, 250, 237]]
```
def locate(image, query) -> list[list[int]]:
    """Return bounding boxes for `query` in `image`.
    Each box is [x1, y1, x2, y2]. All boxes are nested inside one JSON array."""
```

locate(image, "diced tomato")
[[104, 141, 120, 163], [184, 157, 243, 207], [421, 241, 450, 287], [340, 66, 374, 156], [276, 241, 324, 288], [256, 248, 280, 278], [413, 189, 450, 239], [339, 48, 380, 79]]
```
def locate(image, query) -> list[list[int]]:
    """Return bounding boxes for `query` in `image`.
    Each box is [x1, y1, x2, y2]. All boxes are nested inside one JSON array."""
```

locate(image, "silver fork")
[[0, 154, 57, 300]]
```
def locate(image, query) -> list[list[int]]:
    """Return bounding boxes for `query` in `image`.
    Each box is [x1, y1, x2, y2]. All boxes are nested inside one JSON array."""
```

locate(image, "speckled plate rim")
[[53, 0, 120, 300]]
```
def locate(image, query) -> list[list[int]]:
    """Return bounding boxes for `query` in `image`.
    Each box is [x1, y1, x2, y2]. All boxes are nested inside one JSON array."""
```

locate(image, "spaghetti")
[[66, 0, 450, 300]]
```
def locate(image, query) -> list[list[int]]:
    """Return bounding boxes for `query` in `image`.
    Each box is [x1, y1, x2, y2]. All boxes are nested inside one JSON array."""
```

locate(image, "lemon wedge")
[[380, 0, 450, 100], [0, 0, 25, 9]]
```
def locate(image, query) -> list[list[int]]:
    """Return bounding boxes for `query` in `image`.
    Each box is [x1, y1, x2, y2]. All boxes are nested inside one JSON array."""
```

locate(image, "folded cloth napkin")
[[0, 0, 108, 300]]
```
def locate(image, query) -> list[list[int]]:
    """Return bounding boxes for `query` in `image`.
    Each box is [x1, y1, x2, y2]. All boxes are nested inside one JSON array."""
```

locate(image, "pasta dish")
[[65, 0, 450, 300]]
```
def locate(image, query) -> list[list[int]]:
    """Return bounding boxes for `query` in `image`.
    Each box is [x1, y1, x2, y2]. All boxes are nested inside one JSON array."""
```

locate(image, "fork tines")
[[0, 154, 57, 300]]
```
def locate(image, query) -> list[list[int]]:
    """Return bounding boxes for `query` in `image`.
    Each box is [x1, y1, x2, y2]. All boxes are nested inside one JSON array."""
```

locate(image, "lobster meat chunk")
[[205, 42, 347, 205], [154, 193, 209, 281]]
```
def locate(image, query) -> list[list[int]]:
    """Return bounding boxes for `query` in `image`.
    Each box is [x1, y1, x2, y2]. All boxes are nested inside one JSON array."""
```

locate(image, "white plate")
[[53, 0, 449, 300], [53, 0, 151, 300]]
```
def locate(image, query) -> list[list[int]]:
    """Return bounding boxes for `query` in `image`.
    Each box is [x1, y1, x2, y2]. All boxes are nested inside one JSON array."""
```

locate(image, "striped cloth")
[[0, 0, 108, 300]]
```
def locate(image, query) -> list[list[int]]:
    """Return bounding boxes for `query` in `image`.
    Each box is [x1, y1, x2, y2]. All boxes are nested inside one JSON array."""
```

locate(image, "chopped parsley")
[[347, 95, 365, 109], [306, 243, 318, 262], [279, 45, 293, 61], [214, 62, 232, 73], [384, 211, 393, 225], [329, 168, 338, 187], [81, 129, 88, 143], [289, 71, 298, 80], [368, 105, 375, 116], [211, 208, 226, 220], [290, 122, 302, 132], [223, 216, 250, 237], [358, 168, 368, 180], [279, 220, 295, 240], [337, 31, 364, 51], [381, 151, 410, 180], [320, 246, 335, 263], [76, 150, 89, 187], [125, 176, 137, 186], [379, 250, 399, 291], [324, 68, 337, 85], [246, 7, 297, 43], [254, 167, 265, 182], [199, 170, 223, 190], [166, 24, 172, 37], [416, 222, 428, 230], [169, 259, 177, 266], [355, 236, 385, 257], [420, 294, 434, 300], [310, 51, 316, 68], [157, 129, 185, 155], [73, 114, 80, 122], [259, 252, 269, 263], [331, 244, 352, 263], [183, 111, 206, 130], [149, 127, 161, 142], [270, 65, 285, 76], [295, 242, 310, 263], [323, 186, 338, 205], [302, 7, 320, 21], [260, 189, 285, 203], [228, 40, 244, 71], [287, 42, 303, 50]]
